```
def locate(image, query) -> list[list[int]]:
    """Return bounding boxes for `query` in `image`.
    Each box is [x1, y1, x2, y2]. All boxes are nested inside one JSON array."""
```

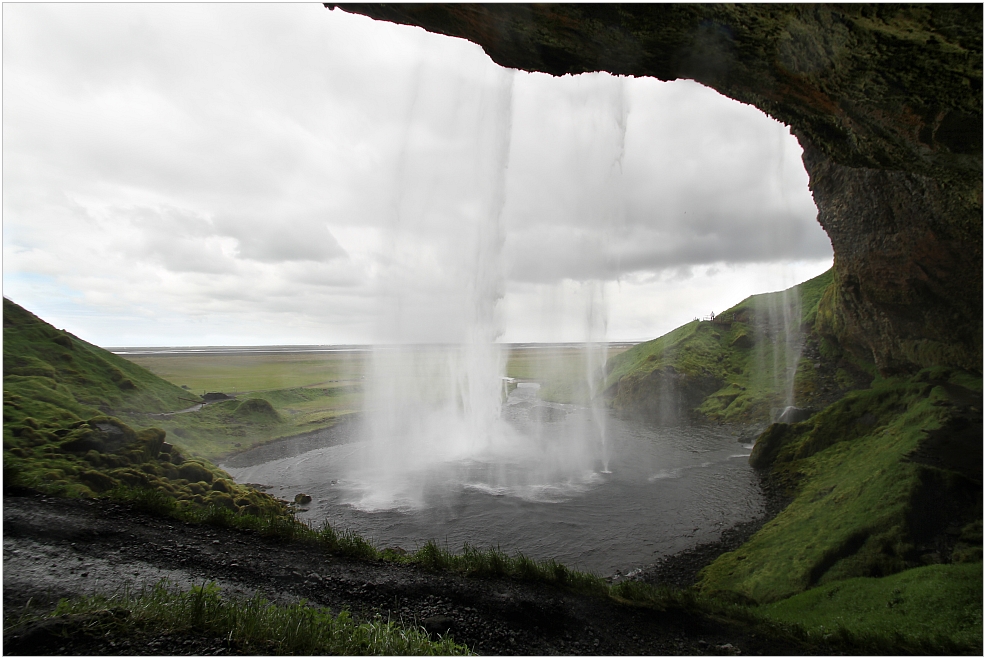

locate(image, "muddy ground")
[[3, 490, 810, 656]]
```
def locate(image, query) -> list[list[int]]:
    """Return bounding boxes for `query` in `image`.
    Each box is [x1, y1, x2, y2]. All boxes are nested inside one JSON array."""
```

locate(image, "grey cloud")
[[116, 205, 349, 269], [505, 206, 832, 284], [222, 218, 349, 264], [111, 205, 237, 274], [142, 238, 236, 275]]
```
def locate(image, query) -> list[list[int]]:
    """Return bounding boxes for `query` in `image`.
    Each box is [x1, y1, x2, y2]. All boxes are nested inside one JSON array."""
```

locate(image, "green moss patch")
[[698, 370, 982, 603], [3, 297, 288, 521], [3, 298, 193, 415], [761, 562, 982, 652]]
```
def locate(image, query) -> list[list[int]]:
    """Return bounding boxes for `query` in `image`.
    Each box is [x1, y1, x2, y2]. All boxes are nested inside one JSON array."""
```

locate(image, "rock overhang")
[[329, 3, 982, 374]]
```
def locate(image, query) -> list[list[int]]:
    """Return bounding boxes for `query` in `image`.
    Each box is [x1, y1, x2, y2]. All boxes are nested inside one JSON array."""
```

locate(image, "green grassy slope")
[[698, 370, 982, 603], [145, 387, 360, 462], [761, 561, 982, 651], [3, 298, 282, 515], [4, 298, 193, 415], [603, 269, 851, 424], [598, 272, 982, 649]]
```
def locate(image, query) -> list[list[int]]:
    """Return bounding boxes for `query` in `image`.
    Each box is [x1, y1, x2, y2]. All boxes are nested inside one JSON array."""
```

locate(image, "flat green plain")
[[120, 351, 368, 395], [116, 344, 630, 461], [122, 345, 631, 398]]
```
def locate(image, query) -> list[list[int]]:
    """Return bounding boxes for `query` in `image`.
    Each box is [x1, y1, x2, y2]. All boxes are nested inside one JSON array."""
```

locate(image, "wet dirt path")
[[3, 492, 803, 655]]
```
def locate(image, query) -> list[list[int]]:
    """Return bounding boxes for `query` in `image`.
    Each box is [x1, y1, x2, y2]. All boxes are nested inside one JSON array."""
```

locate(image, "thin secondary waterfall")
[[752, 286, 804, 418], [579, 73, 628, 473]]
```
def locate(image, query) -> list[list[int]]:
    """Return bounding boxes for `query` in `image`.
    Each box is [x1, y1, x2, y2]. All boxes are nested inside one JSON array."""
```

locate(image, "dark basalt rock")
[[749, 422, 802, 470], [611, 365, 722, 424], [331, 3, 982, 375]]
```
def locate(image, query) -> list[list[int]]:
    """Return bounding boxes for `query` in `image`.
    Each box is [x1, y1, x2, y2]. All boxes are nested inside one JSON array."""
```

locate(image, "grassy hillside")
[[699, 369, 982, 602], [602, 269, 872, 424], [4, 298, 193, 416], [597, 273, 982, 648], [2, 297, 282, 516], [137, 387, 360, 462]]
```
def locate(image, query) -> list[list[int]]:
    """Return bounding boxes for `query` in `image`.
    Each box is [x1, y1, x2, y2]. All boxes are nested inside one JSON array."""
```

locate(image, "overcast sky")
[[3, 4, 833, 347]]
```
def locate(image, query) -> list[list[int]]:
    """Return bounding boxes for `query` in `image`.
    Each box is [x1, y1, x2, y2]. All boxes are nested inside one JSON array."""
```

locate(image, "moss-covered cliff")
[[702, 367, 982, 604], [602, 271, 981, 611], [602, 268, 871, 424], [331, 3, 982, 375], [3, 298, 282, 516]]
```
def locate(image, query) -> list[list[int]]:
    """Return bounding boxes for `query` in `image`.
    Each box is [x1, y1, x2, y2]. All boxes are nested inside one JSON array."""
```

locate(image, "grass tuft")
[[9, 580, 469, 655], [408, 541, 609, 596]]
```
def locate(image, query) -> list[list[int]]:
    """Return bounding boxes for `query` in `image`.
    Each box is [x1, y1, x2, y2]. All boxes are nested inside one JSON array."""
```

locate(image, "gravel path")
[[3, 491, 804, 655]]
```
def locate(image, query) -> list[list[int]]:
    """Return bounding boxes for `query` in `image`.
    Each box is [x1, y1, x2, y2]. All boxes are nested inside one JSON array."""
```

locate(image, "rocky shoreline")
[[218, 412, 362, 469], [3, 488, 808, 656], [639, 474, 790, 593], [217, 416, 790, 596]]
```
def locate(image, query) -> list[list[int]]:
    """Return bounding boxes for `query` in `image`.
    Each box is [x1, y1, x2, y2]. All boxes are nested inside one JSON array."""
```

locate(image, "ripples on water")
[[223, 385, 763, 577]]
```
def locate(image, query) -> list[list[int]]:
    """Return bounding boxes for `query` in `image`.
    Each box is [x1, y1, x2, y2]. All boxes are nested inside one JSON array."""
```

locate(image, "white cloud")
[[2, 4, 832, 346]]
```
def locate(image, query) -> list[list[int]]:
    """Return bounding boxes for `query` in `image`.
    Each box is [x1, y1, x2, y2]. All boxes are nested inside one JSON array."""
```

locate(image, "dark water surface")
[[222, 385, 763, 577]]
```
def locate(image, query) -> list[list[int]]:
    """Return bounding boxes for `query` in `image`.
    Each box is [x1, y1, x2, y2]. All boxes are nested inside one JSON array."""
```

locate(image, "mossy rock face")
[[111, 468, 151, 488], [134, 428, 167, 458], [749, 423, 805, 470], [60, 429, 106, 454], [204, 490, 238, 511], [187, 481, 208, 495]]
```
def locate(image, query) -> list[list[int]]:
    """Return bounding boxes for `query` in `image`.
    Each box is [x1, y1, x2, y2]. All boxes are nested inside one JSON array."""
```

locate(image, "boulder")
[[177, 462, 213, 484], [777, 406, 815, 424], [749, 423, 801, 470]]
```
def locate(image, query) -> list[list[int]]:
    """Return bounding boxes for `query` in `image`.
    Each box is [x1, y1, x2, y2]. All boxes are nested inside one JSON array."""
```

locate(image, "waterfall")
[[582, 73, 627, 473], [582, 280, 611, 472], [752, 285, 804, 419], [355, 69, 629, 510], [358, 64, 515, 509]]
